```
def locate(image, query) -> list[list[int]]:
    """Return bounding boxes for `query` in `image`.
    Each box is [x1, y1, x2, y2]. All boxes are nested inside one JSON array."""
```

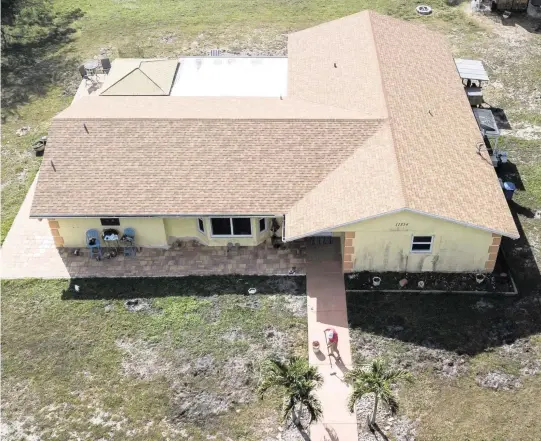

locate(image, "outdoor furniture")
[[100, 57, 111, 73], [102, 228, 121, 255], [121, 228, 136, 257], [86, 229, 102, 259], [83, 59, 99, 77], [454, 58, 489, 86], [78, 64, 96, 86], [466, 86, 483, 107], [473, 108, 500, 150]]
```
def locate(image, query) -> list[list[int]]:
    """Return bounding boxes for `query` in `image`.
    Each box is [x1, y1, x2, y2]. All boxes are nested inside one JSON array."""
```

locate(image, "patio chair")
[[86, 229, 102, 259], [122, 227, 136, 257], [78, 64, 95, 86], [100, 57, 111, 74]]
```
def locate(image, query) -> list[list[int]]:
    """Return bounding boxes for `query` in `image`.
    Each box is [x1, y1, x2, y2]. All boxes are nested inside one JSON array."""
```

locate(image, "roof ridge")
[[368, 11, 408, 208], [100, 64, 139, 95], [138, 66, 168, 94]]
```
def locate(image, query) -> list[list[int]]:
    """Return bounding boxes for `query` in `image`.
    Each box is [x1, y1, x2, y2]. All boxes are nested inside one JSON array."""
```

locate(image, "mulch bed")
[[345, 271, 514, 293]]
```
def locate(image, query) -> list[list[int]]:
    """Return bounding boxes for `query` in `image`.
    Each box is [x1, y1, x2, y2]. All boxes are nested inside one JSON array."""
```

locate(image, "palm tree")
[[345, 359, 412, 428], [258, 356, 323, 429]]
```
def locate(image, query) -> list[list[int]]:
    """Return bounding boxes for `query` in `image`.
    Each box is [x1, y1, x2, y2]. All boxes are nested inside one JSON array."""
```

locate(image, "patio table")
[[83, 59, 100, 78]]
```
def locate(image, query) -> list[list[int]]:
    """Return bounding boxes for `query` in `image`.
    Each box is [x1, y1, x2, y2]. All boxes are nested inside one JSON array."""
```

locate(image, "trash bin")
[[503, 182, 516, 201]]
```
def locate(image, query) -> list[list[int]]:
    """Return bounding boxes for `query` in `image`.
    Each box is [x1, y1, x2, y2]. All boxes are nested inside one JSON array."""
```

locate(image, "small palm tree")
[[345, 359, 412, 428], [258, 356, 323, 429]]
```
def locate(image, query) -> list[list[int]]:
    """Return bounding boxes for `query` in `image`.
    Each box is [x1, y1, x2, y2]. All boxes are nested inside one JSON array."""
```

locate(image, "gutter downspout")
[[281, 214, 286, 243]]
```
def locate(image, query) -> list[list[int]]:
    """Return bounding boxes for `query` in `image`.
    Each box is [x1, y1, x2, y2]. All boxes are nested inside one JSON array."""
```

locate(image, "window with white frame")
[[197, 218, 205, 233], [210, 217, 252, 237], [258, 218, 267, 233], [411, 236, 433, 253]]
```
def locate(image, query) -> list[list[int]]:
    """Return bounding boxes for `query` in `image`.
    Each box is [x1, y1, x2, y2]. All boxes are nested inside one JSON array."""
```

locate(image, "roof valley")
[[367, 10, 408, 210]]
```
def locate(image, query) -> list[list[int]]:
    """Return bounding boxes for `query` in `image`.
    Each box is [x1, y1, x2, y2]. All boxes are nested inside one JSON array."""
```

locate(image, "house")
[[30, 11, 519, 274]]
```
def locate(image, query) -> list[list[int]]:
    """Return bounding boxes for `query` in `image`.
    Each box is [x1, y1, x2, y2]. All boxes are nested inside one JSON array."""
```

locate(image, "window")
[[100, 218, 120, 226], [197, 218, 205, 233], [210, 218, 252, 236], [259, 218, 267, 233], [411, 236, 433, 253]]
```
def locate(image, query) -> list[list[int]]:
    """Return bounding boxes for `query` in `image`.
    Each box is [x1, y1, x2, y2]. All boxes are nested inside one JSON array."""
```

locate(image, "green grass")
[[1, 277, 307, 440], [347, 291, 541, 440], [400, 372, 541, 441]]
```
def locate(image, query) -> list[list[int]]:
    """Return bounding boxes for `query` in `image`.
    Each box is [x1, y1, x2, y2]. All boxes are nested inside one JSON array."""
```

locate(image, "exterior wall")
[[164, 218, 208, 245], [55, 216, 279, 248], [165, 217, 274, 247], [57, 217, 168, 248], [331, 211, 497, 273]]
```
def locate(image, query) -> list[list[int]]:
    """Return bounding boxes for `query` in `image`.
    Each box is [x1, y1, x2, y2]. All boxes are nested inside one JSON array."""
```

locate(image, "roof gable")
[[100, 59, 178, 96]]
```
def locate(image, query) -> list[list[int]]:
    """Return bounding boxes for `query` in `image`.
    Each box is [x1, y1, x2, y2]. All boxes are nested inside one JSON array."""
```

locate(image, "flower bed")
[[345, 271, 515, 293]]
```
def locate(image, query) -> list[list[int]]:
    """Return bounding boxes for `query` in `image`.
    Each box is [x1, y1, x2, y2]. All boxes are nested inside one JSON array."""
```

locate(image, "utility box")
[[503, 182, 516, 201]]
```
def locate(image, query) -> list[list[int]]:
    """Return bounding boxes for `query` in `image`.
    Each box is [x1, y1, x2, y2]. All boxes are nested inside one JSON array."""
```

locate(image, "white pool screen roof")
[[170, 57, 288, 97]]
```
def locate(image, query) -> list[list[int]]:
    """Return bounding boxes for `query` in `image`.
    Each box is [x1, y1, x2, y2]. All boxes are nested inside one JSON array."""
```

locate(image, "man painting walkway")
[[306, 241, 357, 441], [324, 327, 341, 361]]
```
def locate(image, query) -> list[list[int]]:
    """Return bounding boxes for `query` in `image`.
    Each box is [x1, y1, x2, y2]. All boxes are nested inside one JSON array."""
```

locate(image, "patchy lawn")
[[347, 290, 541, 441], [1, 277, 307, 441]]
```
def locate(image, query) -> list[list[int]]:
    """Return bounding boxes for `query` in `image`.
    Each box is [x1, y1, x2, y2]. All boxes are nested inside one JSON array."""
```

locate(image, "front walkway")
[[306, 241, 358, 441], [1, 177, 70, 279], [1, 177, 306, 279]]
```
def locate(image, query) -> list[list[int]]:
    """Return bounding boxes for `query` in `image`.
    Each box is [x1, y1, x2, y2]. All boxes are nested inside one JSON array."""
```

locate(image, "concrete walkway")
[[306, 241, 358, 441], [1, 177, 70, 279]]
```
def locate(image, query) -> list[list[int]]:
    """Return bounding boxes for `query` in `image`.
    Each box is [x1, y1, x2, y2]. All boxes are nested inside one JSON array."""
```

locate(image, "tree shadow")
[[296, 424, 311, 441], [1, 8, 84, 121], [323, 425, 339, 441], [372, 423, 390, 441]]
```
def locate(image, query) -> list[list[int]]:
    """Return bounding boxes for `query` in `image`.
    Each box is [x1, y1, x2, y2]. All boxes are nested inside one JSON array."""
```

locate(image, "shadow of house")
[[490, 107, 512, 130], [346, 198, 541, 356], [502, 201, 541, 293], [499, 12, 541, 33], [498, 160, 526, 190], [61, 275, 306, 300]]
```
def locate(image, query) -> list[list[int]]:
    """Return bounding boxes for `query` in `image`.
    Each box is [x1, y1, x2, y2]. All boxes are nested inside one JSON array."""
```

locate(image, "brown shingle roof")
[[284, 11, 518, 239], [30, 11, 518, 239], [368, 13, 518, 239], [288, 12, 387, 119], [31, 118, 384, 217]]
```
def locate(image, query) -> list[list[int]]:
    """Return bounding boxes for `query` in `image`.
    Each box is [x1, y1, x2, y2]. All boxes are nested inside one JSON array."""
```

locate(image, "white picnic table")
[[454, 58, 489, 82]]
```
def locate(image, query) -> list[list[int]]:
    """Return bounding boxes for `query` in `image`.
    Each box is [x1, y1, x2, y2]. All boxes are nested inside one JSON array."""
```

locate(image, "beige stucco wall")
[[56, 216, 278, 248], [57, 217, 168, 248], [165, 217, 274, 246], [332, 211, 494, 272]]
